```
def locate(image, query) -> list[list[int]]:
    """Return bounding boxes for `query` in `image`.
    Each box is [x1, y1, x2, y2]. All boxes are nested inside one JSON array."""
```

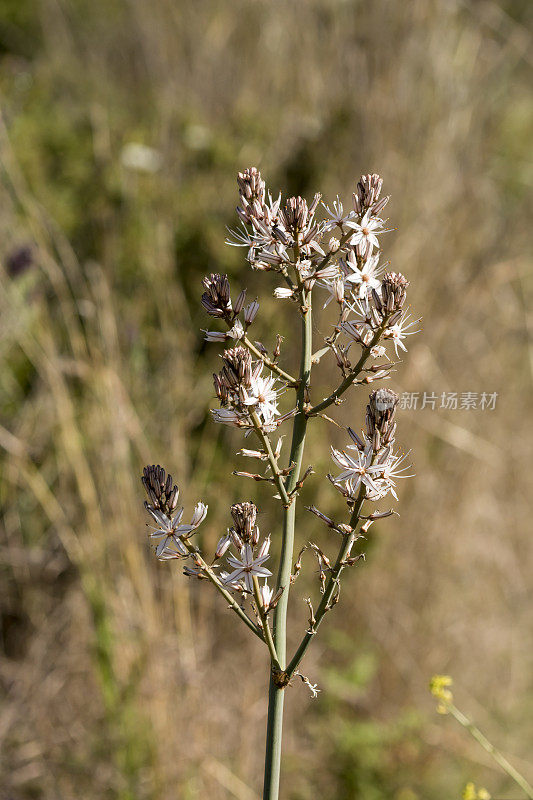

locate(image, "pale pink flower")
[[224, 542, 272, 593]]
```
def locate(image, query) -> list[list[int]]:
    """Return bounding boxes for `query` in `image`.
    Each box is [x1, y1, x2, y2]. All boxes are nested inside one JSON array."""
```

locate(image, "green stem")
[[448, 703, 533, 799], [263, 678, 285, 800], [262, 287, 313, 800], [285, 485, 366, 679]]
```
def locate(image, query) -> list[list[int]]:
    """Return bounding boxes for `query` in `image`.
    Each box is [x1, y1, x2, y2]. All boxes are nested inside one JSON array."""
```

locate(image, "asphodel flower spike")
[[141, 167, 418, 800]]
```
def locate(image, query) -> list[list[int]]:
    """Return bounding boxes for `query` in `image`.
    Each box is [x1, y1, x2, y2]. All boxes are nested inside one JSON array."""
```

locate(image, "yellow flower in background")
[[462, 782, 491, 800], [429, 675, 454, 713]]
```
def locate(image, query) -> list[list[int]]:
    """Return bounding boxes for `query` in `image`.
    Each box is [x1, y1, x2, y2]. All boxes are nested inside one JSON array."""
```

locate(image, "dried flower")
[[211, 407, 248, 428]]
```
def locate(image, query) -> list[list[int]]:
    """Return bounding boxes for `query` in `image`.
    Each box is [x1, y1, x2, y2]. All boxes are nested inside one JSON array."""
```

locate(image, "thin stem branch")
[[448, 703, 533, 799], [242, 334, 299, 387], [249, 411, 291, 507], [183, 542, 263, 640], [285, 484, 366, 680], [313, 228, 353, 274], [253, 575, 281, 670], [307, 320, 390, 417]]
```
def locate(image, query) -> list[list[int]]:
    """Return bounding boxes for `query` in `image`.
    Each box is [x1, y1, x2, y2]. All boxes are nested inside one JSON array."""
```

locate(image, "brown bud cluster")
[[237, 167, 266, 223], [353, 173, 389, 217], [201, 273, 232, 318], [142, 464, 179, 516], [280, 196, 309, 234], [373, 272, 409, 318], [230, 501, 258, 544], [213, 345, 263, 410], [219, 346, 252, 391], [279, 193, 322, 245], [365, 388, 399, 450]]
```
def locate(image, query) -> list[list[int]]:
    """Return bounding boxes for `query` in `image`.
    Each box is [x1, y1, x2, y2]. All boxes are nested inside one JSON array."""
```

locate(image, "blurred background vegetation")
[[0, 0, 532, 797]]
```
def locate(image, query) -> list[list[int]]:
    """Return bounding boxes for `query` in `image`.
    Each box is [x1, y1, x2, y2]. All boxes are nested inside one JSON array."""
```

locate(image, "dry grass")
[[0, 1, 532, 798]]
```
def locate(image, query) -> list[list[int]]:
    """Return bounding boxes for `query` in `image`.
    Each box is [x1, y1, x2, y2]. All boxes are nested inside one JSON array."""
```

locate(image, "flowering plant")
[[141, 169, 417, 799]]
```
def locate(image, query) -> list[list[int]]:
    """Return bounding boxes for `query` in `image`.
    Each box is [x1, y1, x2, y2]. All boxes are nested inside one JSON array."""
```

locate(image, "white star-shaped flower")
[[344, 254, 382, 299], [224, 541, 272, 593], [322, 195, 355, 231], [242, 374, 280, 418], [345, 210, 385, 252], [383, 311, 421, 357], [375, 449, 414, 500], [331, 447, 383, 494], [147, 503, 208, 558]]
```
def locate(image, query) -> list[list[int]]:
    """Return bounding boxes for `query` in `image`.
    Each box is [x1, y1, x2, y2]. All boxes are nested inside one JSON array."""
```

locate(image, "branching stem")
[[183, 542, 263, 640], [307, 319, 390, 416], [285, 483, 366, 679]]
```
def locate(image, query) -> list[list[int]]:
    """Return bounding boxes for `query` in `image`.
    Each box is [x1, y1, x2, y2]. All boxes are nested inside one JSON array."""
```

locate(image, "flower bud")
[[215, 535, 231, 559], [274, 287, 293, 300], [244, 299, 259, 325], [237, 167, 265, 205], [220, 346, 253, 391], [234, 289, 247, 315], [379, 272, 409, 315]]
